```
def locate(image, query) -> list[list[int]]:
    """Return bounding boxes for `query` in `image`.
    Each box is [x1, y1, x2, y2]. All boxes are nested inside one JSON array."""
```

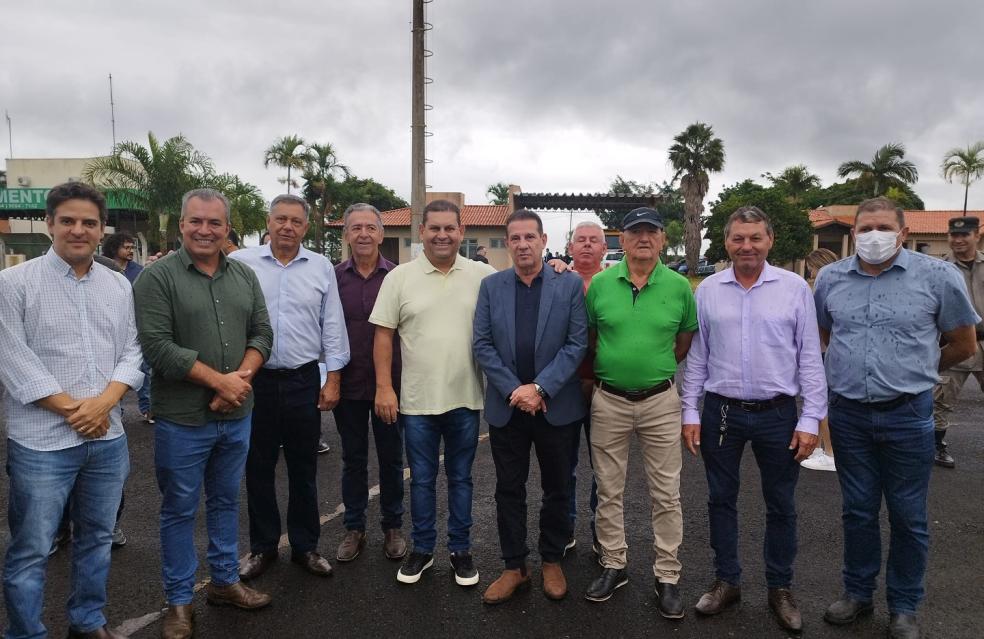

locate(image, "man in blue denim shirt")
[[814, 197, 979, 639]]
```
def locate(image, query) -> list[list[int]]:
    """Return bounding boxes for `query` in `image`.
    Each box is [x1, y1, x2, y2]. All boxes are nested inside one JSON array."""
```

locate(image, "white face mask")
[[855, 229, 900, 263]]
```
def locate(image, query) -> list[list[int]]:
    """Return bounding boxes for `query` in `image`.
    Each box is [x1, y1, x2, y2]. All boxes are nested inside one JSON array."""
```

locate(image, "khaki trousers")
[[933, 369, 984, 430], [590, 385, 683, 582]]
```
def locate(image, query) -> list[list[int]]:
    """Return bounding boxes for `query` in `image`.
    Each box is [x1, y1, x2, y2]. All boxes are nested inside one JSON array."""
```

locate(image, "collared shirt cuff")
[[795, 417, 820, 436], [681, 408, 701, 425], [14, 377, 63, 406], [245, 339, 272, 362], [323, 356, 350, 372], [111, 365, 146, 392]]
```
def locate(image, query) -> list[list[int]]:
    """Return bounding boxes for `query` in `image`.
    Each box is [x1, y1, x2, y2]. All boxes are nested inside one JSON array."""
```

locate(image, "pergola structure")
[[512, 192, 662, 213]]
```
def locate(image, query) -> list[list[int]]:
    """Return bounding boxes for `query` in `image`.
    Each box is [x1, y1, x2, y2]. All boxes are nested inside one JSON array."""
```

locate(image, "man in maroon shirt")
[[333, 203, 407, 562]]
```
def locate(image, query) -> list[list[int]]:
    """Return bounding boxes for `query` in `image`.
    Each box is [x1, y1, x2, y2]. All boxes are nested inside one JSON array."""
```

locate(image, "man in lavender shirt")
[[681, 206, 826, 633]]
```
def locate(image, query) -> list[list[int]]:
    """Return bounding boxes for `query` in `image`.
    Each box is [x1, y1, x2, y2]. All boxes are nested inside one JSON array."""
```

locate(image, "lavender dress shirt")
[[681, 263, 827, 434]]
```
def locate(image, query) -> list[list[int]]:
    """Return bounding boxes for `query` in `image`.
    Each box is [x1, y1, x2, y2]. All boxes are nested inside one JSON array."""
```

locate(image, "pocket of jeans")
[[773, 401, 796, 422], [904, 393, 933, 421]]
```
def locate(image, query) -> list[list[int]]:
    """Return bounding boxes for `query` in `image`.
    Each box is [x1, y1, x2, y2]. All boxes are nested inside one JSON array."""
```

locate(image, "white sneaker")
[[801, 449, 836, 472]]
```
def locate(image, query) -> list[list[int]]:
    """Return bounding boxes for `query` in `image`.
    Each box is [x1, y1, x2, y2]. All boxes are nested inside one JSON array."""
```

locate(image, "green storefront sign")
[[0, 188, 145, 211]]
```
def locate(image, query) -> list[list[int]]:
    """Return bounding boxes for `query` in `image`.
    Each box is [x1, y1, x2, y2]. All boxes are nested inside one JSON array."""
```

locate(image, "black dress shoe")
[[655, 581, 684, 619], [238, 550, 277, 581], [584, 568, 628, 602], [888, 613, 919, 639], [292, 551, 333, 577], [823, 596, 873, 625]]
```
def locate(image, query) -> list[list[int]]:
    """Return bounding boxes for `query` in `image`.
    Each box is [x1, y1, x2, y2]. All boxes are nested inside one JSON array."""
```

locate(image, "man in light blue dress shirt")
[[230, 194, 351, 580], [681, 206, 826, 633], [0, 182, 143, 639], [814, 197, 979, 639]]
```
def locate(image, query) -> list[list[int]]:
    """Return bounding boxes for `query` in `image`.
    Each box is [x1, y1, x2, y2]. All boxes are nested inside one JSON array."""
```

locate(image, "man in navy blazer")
[[473, 209, 588, 604]]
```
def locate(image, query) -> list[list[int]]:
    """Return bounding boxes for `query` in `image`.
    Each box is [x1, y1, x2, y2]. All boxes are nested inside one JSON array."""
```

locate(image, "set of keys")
[[718, 403, 730, 446]]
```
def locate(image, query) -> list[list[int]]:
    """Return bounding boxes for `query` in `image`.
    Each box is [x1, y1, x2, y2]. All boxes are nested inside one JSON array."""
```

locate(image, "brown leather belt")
[[597, 379, 672, 402]]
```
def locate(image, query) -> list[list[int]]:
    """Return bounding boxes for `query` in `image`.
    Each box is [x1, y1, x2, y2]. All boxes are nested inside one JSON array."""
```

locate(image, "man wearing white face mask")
[[813, 197, 979, 639]]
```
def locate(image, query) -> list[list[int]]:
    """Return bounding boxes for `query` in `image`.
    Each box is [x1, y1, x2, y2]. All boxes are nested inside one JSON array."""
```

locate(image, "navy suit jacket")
[[473, 266, 587, 427]]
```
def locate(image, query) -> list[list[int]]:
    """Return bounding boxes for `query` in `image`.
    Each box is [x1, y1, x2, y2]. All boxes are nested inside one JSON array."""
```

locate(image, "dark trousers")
[[245, 362, 322, 554], [333, 399, 405, 532], [699, 393, 800, 588], [490, 412, 576, 568]]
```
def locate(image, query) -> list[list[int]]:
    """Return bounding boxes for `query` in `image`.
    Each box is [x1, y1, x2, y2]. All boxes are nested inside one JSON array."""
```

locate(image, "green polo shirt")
[[133, 247, 273, 426], [586, 259, 697, 390]]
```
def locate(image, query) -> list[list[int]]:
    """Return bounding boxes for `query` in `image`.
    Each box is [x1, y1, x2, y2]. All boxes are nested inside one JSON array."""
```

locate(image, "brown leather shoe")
[[67, 624, 126, 639], [336, 530, 367, 562], [161, 604, 193, 639], [205, 581, 272, 610], [541, 562, 567, 600], [238, 550, 277, 581], [695, 579, 741, 615], [482, 566, 530, 604], [383, 528, 408, 560], [292, 551, 334, 577], [768, 587, 803, 632]]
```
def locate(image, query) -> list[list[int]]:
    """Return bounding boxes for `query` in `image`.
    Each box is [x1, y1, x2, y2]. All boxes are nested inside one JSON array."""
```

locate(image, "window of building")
[[404, 237, 412, 247], [459, 238, 478, 259], [489, 238, 505, 249]]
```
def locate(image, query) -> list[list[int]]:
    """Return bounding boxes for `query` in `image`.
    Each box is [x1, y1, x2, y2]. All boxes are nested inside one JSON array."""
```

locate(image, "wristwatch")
[[533, 383, 548, 399]]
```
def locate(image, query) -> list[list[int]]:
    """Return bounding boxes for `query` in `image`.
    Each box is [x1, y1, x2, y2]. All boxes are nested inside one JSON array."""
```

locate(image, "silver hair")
[[343, 203, 383, 229], [572, 220, 605, 236], [724, 205, 774, 238], [181, 188, 231, 224], [269, 193, 311, 220]]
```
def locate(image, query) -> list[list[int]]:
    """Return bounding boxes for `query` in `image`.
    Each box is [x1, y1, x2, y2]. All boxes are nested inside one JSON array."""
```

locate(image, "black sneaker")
[[450, 551, 479, 586], [585, 568, 628, 602], [397, 551, 434, 584], [111, 523, 127, 548], [655, 581, 685, 619]]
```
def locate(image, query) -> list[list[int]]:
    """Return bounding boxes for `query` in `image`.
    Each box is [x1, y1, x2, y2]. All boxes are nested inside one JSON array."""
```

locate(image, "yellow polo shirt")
[[369, 253, 496, 415]]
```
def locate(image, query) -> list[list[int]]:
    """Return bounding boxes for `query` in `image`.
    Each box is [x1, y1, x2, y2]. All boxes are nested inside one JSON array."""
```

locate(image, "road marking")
[[115, 433, 490, 635]]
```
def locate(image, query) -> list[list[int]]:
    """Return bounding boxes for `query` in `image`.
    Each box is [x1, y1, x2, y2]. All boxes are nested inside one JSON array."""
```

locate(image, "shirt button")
[[215, 299, 220, 303], [224, 343, 229, 347]]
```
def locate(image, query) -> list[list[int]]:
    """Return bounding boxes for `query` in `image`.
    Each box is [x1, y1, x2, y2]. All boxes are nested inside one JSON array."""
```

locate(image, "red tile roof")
[[327, 205, 509, 227], [810, 206, 984, 234]]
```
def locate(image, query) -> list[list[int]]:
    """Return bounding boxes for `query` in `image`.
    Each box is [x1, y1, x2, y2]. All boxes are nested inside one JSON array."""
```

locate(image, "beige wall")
[[5, 158, 106, 188], [340, 226, 513, 270]]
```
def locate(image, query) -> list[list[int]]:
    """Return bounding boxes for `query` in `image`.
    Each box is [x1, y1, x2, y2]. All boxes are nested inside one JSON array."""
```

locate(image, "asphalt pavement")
[[0, 384, 981, 639]]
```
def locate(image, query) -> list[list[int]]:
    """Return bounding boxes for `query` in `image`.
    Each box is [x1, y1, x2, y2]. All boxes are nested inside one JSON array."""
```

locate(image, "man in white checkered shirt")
[[0, 182, 143, 639]]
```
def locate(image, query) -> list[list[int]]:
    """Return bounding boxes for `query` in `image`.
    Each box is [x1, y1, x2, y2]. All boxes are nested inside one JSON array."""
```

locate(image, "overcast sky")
[[3, 0, 983, 250]]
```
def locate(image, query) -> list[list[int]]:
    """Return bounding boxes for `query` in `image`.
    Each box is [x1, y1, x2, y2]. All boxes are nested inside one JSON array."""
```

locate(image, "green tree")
[[668, 122, 726, 274], [306, 175, 407, 260], [704, 180, 813, 265], [941, 142, 984, 214], [82, 132, 214, 250], [301, 142, 350, 255], [762, 165, 822, 203], [664, 220, 684, 257], [486, 182, 510, 205], [837, 142, 919, 197], [214, 174, 267, 236], [264, 135, 310, 194], [801, 178, 925, 211]]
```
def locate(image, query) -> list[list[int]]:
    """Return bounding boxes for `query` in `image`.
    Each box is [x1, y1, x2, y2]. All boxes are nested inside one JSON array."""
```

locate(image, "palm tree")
[[941, 142, 984, 214], [486, 182, 510, 205], [301, 142, 350, 255], [82, 132, 214, 249], [214, 173, 268, 236], [668, 122, 725, 274], [837, 143, 918, 197], [763, 165, 822, 203], [264, 135, 310, 194]]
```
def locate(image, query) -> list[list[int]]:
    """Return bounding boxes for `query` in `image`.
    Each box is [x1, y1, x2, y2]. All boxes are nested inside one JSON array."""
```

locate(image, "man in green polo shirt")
[[583, 208, 697, 619]]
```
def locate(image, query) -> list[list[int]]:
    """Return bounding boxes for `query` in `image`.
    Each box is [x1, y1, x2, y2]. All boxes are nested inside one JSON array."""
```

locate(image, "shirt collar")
[[514, 266, 545, 284], [44, 248, 93, 280], [177, 245, 229, 275], [419, 252, 464, 274], [615, 258, 664, 286], [342, 254, 393, 274], [259, 242, 308, 265], [719, 261, 779, 288], [849, 247, 909, 275]]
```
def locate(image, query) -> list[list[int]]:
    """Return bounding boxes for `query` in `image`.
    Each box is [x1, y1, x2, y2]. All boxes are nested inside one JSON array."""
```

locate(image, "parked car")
[[677, 259, 715, 276], [602, 250, 624, 269]]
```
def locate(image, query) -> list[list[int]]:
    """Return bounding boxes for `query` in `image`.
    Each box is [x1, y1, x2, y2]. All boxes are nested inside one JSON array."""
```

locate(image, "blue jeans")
[[155, 416, 251, 605], [137, 360, 152, 415], [3, 435, 129, 638], [568, 413, 597, 539], [828, 390, 935, 615], [401, 409, 479, 554], [699, 393, 800, 588]]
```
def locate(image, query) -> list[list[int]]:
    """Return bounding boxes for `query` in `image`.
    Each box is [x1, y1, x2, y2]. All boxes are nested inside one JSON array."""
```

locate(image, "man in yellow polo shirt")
[[584, 208, 697, 619], [370, 199, 496, 587]]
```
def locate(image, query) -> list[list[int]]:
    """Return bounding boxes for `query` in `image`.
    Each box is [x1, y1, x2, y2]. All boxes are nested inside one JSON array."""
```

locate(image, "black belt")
[[844, 393, 913, 412], [258, 360, 319, 378], [708, 392, 794, 412], [597, 379, 672, 402]]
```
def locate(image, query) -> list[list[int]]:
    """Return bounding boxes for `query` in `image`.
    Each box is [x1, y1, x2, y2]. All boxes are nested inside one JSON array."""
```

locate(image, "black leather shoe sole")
[[585, 576, 628, 602], [823, 602, 873, 625]]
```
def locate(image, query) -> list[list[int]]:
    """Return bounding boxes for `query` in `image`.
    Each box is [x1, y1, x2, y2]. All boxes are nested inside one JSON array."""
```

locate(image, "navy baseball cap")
[[622, 207, 665, 231]]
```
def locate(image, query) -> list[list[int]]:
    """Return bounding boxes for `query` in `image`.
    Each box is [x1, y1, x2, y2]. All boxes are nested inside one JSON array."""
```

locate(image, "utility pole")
[[5, 110, 11, 159], [108, 73, 117, 151], [410, 0, 426, 248]]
